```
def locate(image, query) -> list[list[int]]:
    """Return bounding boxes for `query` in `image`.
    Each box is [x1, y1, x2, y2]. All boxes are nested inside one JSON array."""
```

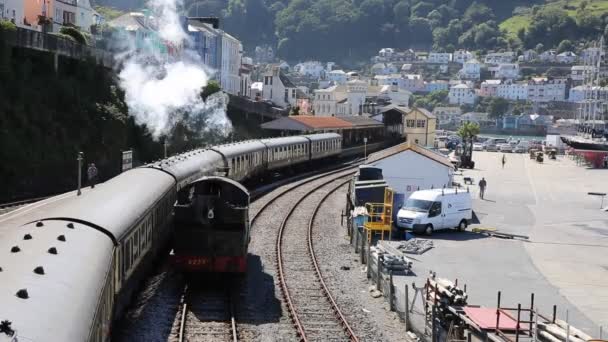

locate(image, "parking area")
[[397, 151, 607, 333]]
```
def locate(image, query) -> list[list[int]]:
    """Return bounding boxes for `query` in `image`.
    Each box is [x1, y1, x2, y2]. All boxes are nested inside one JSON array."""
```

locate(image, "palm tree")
[[457, 121, 480, 140]]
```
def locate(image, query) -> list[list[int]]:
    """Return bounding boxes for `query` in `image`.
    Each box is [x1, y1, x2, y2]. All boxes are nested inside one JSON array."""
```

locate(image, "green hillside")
[[501, 0, 608, 39], [96, 0, 608, 62]]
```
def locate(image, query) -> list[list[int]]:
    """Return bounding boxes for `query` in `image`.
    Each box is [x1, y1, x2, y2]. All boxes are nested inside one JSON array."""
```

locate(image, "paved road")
[[398, 151, 607, 336]]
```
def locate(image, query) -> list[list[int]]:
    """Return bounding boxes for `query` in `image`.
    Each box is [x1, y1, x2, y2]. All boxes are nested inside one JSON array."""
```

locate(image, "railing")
[[4, 27, 114, 67]]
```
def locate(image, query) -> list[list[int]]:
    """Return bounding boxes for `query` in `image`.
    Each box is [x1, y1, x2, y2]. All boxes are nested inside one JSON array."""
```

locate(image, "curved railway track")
[[276, 174, 358, 342], [251, 167, 360, 341], [174, 283, 239, 342]]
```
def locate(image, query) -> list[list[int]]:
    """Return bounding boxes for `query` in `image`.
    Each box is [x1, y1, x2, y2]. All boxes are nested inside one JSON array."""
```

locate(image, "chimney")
[[391, 82, 398, 92]]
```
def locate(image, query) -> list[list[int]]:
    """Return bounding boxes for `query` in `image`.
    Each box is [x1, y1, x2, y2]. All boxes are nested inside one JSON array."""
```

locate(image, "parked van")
[[396, 189, 472, 235]]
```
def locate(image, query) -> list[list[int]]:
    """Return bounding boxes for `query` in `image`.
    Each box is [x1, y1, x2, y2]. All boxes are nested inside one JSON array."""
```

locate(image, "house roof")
[[338, 116, 384, 128], [260, 115, 383, 131], [109, 12, 151, 31], [369, 141, 454, 169], [279, 73, 296, 88], [381, 106, 436, 119], [452, 84, 470, 89]]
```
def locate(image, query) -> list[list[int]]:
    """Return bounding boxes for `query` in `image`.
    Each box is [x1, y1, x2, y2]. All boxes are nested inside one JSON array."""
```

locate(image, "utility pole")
[[364, 137, 368, 161], [77, 152, 83, 196]]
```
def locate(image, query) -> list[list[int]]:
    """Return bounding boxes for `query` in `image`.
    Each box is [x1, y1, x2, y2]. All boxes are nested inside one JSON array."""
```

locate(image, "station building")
[[260, 115, 386, 157], [381, 106, 437, 147]]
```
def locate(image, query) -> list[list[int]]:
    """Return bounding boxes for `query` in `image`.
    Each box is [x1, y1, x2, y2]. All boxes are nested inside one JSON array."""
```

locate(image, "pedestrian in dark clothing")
[[87, 163, 98, 189], [502, 154, 506, 169], [478, 177, 487, 199]]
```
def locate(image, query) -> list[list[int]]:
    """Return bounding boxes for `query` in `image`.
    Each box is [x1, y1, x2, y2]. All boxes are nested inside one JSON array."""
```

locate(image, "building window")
[[406, 119, 415, 128], [416, 120, 426, 128]]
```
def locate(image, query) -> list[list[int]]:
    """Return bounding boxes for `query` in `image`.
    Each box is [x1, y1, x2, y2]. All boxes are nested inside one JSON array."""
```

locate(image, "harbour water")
[[478, 134, 544, 141]]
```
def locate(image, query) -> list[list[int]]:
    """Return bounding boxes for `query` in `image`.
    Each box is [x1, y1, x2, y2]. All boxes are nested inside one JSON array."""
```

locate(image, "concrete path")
[[397, 151, 607, 336]]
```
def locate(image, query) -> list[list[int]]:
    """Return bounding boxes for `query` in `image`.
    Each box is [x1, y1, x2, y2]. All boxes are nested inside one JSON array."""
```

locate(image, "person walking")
[[87, 163, 98, 189], [502, 154, 506, 169], [478, 177, 487, 200]]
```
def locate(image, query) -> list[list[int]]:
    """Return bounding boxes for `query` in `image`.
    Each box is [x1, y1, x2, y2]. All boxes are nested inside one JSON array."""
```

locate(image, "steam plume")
[[113, 0, 231, 139]]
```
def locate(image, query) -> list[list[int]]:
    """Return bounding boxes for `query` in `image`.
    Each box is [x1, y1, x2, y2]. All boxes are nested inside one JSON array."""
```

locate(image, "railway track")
[[173, 283, 239, 342], [251, 167, 360, 341], [0, 196, 50, 215]]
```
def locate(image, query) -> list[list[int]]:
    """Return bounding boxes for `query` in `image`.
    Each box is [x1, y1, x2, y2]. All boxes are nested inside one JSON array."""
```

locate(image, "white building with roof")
[[250, 82, 263, 100], [521, 50, 538, 62], [491, 63, 520, 80], [425, 80, 449, 93], [539, 50, 557, 63], [571, 65, 595, 83], [219, 31, 242, 96], [581, 47, 605, 64], [294, 61, 325, 78], [453, 50, 473, 64], [568, 86, 608, 102], [449, 84, 476, 105], [484, 52, 515, 65], [461, 112, 492, 126], [480, 80, 501, 97], [496, 81, 528, 101], [401, 74, 425, 92], [527, 78, 567, 102], [367, 142, 454, 207], [433, 106, 462, 127], [327, 69, 348, 84], [459, 59, 481, 80], [556, 51, 577, 64], [427, 52, 452, 64], [76, 0, 102, 32], [336, 80, 368, 116], [377, 84, 411, 107], [313, 85, 346, 116], [262, 66, 298, 108]]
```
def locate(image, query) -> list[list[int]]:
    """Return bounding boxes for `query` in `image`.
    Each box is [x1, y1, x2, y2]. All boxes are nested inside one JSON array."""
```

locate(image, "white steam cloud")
[[113, 0, 231, 139]]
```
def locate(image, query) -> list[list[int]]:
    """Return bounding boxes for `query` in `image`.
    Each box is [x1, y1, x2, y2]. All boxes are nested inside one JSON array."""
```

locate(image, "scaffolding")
[[363, 187, 394, 241]]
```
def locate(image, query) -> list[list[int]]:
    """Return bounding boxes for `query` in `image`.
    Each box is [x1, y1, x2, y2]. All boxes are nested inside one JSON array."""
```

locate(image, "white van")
[[396, 189, 472, 235]]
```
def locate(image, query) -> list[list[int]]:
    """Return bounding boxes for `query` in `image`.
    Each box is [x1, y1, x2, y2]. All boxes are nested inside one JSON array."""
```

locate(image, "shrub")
[[59, 26, 87, 45], [0, 20, 17, 32]]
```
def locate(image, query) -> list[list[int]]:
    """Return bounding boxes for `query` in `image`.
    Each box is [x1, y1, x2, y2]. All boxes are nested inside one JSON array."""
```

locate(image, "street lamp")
[[77, 152, 83, 196], [364, 137, 368, 161]]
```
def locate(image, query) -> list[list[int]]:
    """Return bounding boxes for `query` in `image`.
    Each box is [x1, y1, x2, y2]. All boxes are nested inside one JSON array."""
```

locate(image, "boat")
[[561, 38, 608, 152]]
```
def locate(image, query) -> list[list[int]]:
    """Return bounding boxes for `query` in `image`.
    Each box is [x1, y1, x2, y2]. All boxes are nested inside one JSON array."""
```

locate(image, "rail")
[[308, 179, 359, 341], [176, 284, 239, 342], [275, 172, 358, 341], [0, 196, 50, 210]]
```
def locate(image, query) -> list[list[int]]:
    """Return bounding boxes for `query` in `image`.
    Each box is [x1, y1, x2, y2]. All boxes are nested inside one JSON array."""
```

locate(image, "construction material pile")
[[395, 239, 434, 255], [537, 319, 593, 342], [427, 275, 468, 324], [371, 243, 412, 273]]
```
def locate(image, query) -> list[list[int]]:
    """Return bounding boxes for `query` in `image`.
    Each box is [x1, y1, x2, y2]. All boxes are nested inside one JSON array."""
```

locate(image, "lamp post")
[[364, 137, 368, 161], [77, 152, 83, 196]]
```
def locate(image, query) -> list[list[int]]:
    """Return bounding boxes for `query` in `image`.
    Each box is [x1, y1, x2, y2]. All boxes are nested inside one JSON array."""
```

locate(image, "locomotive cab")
[[171, 176, 250, 273]]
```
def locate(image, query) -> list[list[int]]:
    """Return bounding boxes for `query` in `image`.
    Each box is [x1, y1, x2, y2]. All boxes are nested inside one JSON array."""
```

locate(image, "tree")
[[557, 39, 574, 53], [201, 80, 221, 101], [411, 2, 434, 18], [409, 17, 433, 45], [457, 121, 480, 140], [487, 97, 509, 118]]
